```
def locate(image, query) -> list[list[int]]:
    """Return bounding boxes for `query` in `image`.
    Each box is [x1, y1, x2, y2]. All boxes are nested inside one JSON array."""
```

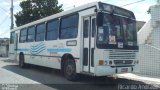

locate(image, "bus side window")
[[10, 32, 15, 44], [84, 20, 89, 38], [92, 18, 96, 37], [46, 19, 59, 40], [19, 28, 27, 43], [36, 23, 46, 41], [27, 26, 35, 42], [60, 14, 79, 39]]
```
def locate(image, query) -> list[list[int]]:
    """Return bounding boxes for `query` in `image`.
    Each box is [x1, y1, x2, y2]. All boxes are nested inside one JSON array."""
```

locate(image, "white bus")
[[9, 2, 139, 81]]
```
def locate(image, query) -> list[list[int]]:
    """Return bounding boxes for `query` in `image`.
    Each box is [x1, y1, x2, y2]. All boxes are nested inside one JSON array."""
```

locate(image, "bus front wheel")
[[19, 54, 25, 68], [64, 59, 77, 81]]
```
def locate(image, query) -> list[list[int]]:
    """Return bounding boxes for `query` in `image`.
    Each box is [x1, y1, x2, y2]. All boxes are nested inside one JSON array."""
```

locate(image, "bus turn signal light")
[[99, 60, 104, 65]]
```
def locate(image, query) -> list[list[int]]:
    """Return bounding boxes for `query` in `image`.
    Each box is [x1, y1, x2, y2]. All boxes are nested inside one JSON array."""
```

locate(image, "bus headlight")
[[137, 60, 139, 64], [134, 60, 139, 64], [109, 61, 112, 65], [104, 60, 108, 65], [99, 60, 110, 65]]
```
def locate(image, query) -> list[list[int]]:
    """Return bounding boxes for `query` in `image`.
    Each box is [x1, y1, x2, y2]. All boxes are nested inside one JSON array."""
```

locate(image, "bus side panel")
[[15, 7, 97, 74], [24, 41, 61, 69], [9, 30, 20, 61]]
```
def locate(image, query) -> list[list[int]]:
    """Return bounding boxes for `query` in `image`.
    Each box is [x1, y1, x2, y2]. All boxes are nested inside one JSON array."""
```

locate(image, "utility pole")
[[10, 0, 14, 29]]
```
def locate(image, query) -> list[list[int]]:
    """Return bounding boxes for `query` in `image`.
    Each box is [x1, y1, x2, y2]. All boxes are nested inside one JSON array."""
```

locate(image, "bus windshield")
[[97, 13, 138, 49]]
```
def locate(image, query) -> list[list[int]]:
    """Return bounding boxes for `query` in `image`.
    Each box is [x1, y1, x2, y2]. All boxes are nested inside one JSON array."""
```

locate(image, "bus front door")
[[83, 16, 96, 73]]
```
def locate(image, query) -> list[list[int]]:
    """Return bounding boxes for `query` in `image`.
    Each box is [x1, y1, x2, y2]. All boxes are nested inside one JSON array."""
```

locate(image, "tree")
[[15, 0, 63, 26]]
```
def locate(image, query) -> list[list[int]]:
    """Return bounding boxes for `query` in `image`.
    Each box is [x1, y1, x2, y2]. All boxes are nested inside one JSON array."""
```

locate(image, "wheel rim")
[[20, 61, 23, 67], [66, 65, 74, 76], [19, 55, 24, 67]]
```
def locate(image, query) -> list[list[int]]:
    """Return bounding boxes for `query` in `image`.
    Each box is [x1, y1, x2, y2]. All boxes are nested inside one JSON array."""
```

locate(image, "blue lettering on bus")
[[17, 49, 29, 51], [47, 48, 72, 52]]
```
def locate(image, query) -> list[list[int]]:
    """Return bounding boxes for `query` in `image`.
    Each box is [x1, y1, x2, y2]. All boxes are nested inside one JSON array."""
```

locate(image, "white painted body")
[[9, 2, 138, 76]]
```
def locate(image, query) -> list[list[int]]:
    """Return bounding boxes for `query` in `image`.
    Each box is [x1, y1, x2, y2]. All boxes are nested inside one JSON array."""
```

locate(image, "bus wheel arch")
[[61, 54, 77, 81], [61, 54, 75, 70], [19, 52, 25, 68]]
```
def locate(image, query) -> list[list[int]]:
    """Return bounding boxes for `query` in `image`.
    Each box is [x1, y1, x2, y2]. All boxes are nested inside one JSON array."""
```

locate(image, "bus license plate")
[[121, 68, 128, 72]]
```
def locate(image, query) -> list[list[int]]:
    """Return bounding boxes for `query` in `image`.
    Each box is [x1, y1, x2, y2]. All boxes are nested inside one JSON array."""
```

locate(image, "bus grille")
[[109, 50, 136, 60], [114, 60, 133, 65]]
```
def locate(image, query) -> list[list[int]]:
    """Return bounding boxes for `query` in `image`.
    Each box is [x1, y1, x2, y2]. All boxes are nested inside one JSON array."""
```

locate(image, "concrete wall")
[[0, 45, 8, 57], [137, 4, 160, 77], [139, 44, 160, 76], [136, 21, 145, 32], [152, 27, 160, 48]]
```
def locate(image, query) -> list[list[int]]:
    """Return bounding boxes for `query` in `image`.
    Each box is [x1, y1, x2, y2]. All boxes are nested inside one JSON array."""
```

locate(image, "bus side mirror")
[[96, 12, 103, 27]]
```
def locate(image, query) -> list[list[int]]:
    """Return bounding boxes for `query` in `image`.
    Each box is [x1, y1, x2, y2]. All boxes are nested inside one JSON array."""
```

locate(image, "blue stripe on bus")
[[17, 48, 80, 59], [47, 48, 72, 52], [31, 48, 46, 55], [16, 48, 72, 53], [31, 42, 43, 48], [30, 43, 45, 50], [23, 54, 80, 59], [17, 48, 29, 51], [30, 46, 46, 52]]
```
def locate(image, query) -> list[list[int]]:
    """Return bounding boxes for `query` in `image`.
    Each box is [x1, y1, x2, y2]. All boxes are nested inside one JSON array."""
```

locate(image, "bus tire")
[[64, 59, 78, 81], [19, 53, 26, 68]]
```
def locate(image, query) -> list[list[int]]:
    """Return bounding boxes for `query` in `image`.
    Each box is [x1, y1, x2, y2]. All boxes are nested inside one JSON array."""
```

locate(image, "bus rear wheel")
[[19, 54, 25, 68], [64, 59, 77, 81]]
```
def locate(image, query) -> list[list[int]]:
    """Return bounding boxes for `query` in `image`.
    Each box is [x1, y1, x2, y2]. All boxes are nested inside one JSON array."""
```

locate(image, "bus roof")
[[11, 1, 135, 32], [11, 1, 99, 32]]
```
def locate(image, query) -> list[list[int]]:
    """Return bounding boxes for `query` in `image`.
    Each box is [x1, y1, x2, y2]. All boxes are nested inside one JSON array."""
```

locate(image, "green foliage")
[[147, 8, 151, 14], [15, 0, 63, 26]]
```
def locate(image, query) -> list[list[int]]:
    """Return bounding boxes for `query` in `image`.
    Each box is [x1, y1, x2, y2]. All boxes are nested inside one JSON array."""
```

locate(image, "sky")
[[0, 0, 156, 38]]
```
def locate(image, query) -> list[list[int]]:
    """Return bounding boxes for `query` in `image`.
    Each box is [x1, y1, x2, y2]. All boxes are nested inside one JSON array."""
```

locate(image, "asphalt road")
[[0, 58, 159, 90]]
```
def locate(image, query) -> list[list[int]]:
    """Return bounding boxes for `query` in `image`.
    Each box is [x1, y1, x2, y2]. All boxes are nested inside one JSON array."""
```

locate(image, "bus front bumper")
[[94, 65, 139, 76]]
